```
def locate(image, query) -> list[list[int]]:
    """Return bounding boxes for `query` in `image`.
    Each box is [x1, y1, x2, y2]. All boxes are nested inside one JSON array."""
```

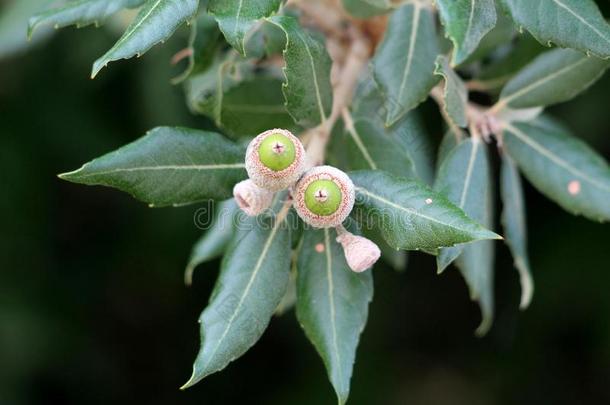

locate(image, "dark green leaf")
[[245, 18, 286, 58], [434, 54, 468, 128], [434, 138, 490, 273], [454, 186, 495, 337], [499, 0, 610, 59], [344, 116, 417, 178], [59, 127, 247, 207], [436, 0, 497, 65], [373, 3, 439, 126], [297, 228, 373, 405], [92, 0, 198, 78], [350, 75, 435, 184], [500, 154, 534, 309], [503, 122, 610, 221], [460, 9, 515, 65], [266, 15, 334, 128], [475, 33, 544, 91], [186, 52, 296, 137], [436, 130, 460, 171], [433, 138, 496, 335], [493, 48, 610, 111], [182, 201, 292, 387], [28, 0, 146, 40], [208, 0, 281, 55], [349, 170, 501, 251], [185, 199, 239, 285]]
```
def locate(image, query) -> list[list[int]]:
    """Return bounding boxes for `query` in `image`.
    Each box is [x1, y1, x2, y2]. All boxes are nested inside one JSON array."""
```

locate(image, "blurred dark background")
[[1, 3, 610, 404]]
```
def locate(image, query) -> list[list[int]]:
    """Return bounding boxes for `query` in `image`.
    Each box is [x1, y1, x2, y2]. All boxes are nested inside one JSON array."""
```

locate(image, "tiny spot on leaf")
[[315, 243, 325, 253], [568, 180, 581, 195], [425, 198, 433, 205]]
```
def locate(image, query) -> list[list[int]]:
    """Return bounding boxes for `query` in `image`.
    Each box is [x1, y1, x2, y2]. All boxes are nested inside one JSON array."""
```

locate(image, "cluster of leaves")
[[31, 0, 610, 403]]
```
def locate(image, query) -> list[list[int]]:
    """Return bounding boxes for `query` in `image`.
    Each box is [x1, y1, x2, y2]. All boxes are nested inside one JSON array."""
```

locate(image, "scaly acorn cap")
[[245, 129, 306, 192], [233, 179, 275, 217], [293, 165, 355, 228], [336, 231, 381, 273]]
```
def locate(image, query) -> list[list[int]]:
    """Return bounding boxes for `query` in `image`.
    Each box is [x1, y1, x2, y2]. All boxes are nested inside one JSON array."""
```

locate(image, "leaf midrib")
[[463, 0, 476, 49], [294, 29, 327, 123], [394, 3, 421, 115], [347, 120, 378, 170], [459, 140, 479, 208], [111, 0, 162, 53], [62, 163, 246, 179]]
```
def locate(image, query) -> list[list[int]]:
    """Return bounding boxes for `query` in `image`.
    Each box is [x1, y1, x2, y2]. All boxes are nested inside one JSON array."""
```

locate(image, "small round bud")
[[336, 232, 381, 273], [245, 129, 306, 191], [233, 179, 274, 216], [294, 166, 355, 228]]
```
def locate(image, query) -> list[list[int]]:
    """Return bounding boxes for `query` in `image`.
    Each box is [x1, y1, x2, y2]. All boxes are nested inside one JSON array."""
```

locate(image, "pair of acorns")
[[233, 128, 381, 273]]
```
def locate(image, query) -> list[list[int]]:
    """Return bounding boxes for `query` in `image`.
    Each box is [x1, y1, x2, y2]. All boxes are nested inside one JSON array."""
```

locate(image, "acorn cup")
[[232, 179, 275, 217], [293, 165, 355, 229], [336, 229, 381, 273], [245, 128, 307, 192]]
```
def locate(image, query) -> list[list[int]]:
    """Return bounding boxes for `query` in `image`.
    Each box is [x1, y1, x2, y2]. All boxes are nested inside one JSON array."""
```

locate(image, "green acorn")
[[294, 166, 355, 228], [245, 129, 307, 191]]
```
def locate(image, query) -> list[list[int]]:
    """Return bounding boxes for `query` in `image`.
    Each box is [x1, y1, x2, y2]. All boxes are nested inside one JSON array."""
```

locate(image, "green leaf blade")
[[344, 118, 417, 178], [503, 122, 610, 221], [500, 154, 534, 309], [373, 3, 439, 126], [499, 0, 610, 59], [92, 0, 199, 78], [434, 139, 496, 334], [185, 199, 239, 285], [436, 0, 497, 65], [59, 127, 247, 207], [349, 75, 435, 184], [349, 170, 501, 252], [28, 0, 146, 40], [496, 48, 610, 111], [266, 15, 333, 128], [434, 139, 489, 272], [433, 54, 468, 128], [208, 0, 281, 55], [183, 205, 292, 388], [297, 228, 373, 405]]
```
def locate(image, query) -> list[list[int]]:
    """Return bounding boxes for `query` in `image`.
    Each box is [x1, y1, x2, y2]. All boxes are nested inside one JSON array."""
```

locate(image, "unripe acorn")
[[294, 166, 355, 228], [245, 129, 306, 192]]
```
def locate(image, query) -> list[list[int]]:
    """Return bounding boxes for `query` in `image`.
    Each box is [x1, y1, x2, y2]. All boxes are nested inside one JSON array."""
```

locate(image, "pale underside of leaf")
[[503, 122, 610, 221], [435, 139, 480, 273], [500, 155, 534, 309], [494, 49, 610, 112], [433, 54, 468, 128]]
